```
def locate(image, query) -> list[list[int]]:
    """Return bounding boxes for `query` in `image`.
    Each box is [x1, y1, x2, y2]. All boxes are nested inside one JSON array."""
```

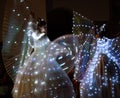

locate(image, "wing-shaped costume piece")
[[46, 29, 97, 75], [2, 0, 31, 81], [72, 11, 97, 80], [46, 34, 79, 73], [73, 30, 97, 81], [72, 11, 94, 34]]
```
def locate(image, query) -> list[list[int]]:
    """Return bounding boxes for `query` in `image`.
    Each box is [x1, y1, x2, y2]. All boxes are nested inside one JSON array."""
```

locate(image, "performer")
[[12, 16, 76, 98], [74, 24, 120, 98]]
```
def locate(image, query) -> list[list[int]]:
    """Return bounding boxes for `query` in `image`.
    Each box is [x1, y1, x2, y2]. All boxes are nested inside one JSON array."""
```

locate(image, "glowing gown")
[[75, 36, 120, 98], [12, 32, 76, 98]]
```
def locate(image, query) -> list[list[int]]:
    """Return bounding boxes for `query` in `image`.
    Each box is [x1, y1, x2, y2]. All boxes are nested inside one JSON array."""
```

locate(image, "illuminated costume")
[[73, 25, 120, 98], [72, 11, 120, 98], [12, 20, 76, 98], [77, 36, 120, 98]]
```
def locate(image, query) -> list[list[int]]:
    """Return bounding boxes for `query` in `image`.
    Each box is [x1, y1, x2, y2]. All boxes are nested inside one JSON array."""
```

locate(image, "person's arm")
[[32, 32, 45, 40], [26, 19, 35, 55]]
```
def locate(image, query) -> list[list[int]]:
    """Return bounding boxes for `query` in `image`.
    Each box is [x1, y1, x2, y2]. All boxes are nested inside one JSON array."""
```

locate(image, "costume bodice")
[[31, 32, 50, 52]]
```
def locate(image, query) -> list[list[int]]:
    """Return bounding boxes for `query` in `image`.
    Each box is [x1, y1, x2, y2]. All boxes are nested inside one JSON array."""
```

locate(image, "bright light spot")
[[15, 58, 18, 61], [34, 71, 38, 75], [41, 81, 45, 85], [20, 0, 24, 2], [34, 88, 37, 92], [34, 80, 38, 84], [17, 13, 20, 16], [26, 6, 29, 9], [12, 9, 15, 12], [7, 41, 10, 43], [14, 90, 18, 93], [24, 18, 26, 20]]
